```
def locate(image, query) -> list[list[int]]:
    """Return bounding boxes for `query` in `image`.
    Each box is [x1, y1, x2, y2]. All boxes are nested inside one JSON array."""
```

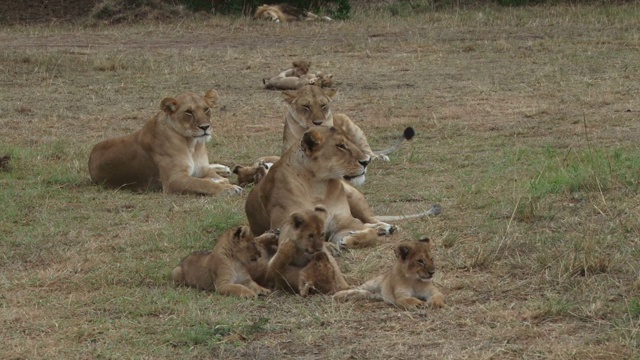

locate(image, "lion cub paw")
[[428, 294, 445, 308], [220, 185, 243, 195]]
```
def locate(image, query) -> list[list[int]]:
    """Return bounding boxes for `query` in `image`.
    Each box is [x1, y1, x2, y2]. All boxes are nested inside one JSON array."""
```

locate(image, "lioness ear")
[[204, 89, 219, 108], [395, 243, 413, 261], [418, 237, 433, 249], [282, 90, 297, 104], [323, 88, 337, 99], [160, 97, 178, 114], [301, 129, 323, 154], [291, 212, 306, 229]]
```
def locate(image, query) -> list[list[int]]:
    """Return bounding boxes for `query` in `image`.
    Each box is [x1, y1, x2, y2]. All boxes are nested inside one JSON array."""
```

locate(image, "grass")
[[1, 3, 640, 359]]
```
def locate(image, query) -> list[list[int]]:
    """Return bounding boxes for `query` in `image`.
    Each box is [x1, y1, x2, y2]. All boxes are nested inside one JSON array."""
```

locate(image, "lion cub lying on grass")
[[333, 238, 445, 310], [263, 60, 334, 90], [172, 226, 277, 298], [88, 89, 241, 196], [266, 206, 349, 295]]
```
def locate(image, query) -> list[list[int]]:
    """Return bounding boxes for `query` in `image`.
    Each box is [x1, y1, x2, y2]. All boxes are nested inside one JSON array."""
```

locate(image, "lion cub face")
[[289, 206, 327, 256], [160, 89, 218, 141], [395, 238, 436, 282], [283, 85, 337, 128], [301, 127, 369, 185], [228, 225, 263, 263]]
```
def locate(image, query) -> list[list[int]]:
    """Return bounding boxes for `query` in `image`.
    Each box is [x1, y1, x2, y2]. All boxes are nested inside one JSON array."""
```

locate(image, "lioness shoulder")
[[88, 90, 241, 196]]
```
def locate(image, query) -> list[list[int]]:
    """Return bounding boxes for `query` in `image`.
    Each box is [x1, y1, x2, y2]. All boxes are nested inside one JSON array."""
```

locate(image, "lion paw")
[[428, 294, 445, 308], [210, 164, 232, 178], [222, 185, 243, 195]]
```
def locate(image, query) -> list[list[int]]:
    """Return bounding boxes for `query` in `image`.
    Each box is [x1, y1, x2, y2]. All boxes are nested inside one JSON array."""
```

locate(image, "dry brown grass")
[[1, 4, 640, 359]]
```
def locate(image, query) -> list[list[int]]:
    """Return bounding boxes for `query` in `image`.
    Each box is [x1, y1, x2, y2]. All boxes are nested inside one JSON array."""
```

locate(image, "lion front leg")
[[163, 172, 242, 196], [394, 296, 426, 310], [332, 227, 379, 249]]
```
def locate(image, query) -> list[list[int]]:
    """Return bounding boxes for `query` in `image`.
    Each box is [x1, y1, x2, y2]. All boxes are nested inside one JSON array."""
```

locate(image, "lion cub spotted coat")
[[333, 238, 445, 309], [172, 226, 276, 298]]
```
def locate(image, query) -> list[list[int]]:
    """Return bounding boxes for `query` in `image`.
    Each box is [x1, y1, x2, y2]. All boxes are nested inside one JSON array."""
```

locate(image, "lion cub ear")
[[203, 89, 219, 108], [233, 226, 249, 240], [313, 205, 328, 221], [160, 97, 178, 114], [395, 242, 414, 261], [301, 129, 324, 154], [291, 212, 307, 229]]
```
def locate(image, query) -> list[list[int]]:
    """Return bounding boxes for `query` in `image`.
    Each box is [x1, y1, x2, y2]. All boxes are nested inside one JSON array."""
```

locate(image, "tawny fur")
[[232, 155, 281, 187], [254, 5, 332, 23], [265, 206, 349, 294], [171, 226, 277, 298], [88, 90, 241, 196], [333, 238, 445, 310], [245, 126, 386, 249]]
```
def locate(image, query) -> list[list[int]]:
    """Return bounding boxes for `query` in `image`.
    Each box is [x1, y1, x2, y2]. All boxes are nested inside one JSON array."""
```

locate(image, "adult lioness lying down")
[[88, 90, 241, 196], [247, 126, 414, 249]]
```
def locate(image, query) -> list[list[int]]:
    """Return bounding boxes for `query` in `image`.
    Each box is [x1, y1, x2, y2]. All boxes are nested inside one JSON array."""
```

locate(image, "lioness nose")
[[428, 270, 435, 277], [198, 124, 210, 131], [359, 159, 370, 167]]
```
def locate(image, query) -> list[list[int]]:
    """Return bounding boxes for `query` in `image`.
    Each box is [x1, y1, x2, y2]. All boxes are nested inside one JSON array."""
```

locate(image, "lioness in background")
[[88, 90, 241, 196]]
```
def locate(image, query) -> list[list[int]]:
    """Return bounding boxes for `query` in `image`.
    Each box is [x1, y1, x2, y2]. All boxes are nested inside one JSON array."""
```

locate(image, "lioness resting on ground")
[[171, 226, 277, 298], [266, 206, 349, 294], [333, 238, 445, 310], [281, 85, 436, 231], [247, 126, 400, 249], [264, 72, 334, 90], [88, 90, 241, 196], [254, 4, 332, 23]]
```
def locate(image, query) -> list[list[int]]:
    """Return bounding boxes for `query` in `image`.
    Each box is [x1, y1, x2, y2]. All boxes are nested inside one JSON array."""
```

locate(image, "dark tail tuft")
[[403, 127, 415, 141]]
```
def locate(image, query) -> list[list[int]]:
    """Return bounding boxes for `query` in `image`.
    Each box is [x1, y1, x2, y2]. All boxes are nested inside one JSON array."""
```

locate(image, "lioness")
[[333, 238, 445, 310], [88, 90, 241, 196], [171, 226, 276, 298], [263, 72, 334, 91], [266, 206, 349, 294], [254, 4, 332, 23], [246, 126, 392, 249], [281, 85, 432, 230]]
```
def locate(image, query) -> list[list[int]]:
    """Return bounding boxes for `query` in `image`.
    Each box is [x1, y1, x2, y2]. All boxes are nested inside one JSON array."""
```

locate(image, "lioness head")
[[283, 85, 337, 128], [160, 89, 218, 142], [300, 127, 370, 186], [225, 225, 262, 263], [395, 238, 436, 282], [288, 205, 327, 255]]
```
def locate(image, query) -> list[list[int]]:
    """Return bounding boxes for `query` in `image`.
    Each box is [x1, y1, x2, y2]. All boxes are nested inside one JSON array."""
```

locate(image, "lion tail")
[[375, 203, 442, 222], [373, 127, 415, 156]]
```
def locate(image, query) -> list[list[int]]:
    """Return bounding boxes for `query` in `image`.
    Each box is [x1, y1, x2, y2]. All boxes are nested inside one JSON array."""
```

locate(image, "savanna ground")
[[1, 3, 640, 359]]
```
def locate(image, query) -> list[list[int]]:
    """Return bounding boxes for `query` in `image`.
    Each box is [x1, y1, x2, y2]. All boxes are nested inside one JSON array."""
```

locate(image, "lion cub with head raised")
[[333, 238, 445, 309], [172, 226, 276, 298], [266, 206, 349, 295]]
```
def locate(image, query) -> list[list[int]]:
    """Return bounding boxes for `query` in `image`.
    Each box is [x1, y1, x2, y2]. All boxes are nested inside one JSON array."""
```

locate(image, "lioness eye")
[[303, 105, 311, 112], [204, 107, 211, 115], [185, 110, 194, 117], [337, 143, 347, 150], [321, 104, 328, 110], [417, 259, 425, 266]]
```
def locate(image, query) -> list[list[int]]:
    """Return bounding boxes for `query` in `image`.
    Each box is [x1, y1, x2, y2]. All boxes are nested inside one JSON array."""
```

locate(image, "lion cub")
[[172, 226, 276, 298], [266, 206, 349, 295], [333, 238, 445, 309]]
